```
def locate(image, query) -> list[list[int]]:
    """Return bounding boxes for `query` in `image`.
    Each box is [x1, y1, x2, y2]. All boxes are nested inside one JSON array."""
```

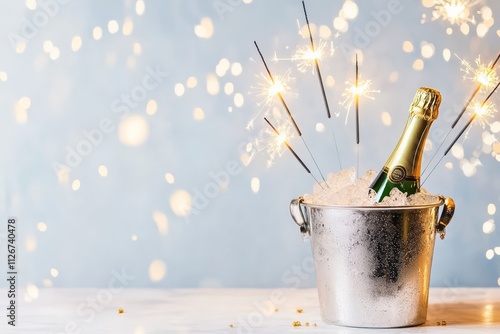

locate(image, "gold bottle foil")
[[384, 87, 441, 182], [410, 87, 441, 121]]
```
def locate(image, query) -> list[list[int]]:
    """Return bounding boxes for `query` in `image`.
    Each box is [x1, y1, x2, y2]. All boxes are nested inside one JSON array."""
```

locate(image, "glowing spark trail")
[[248, 70, 295, 129], [292, 41, 329, 74], [302, 0, 342, 170], [259, 121, 295, 167], [264, 118, 324, 189], [340, 79, 379, 122], [467, 100, 496, 129], [432, 0, 479, 26]]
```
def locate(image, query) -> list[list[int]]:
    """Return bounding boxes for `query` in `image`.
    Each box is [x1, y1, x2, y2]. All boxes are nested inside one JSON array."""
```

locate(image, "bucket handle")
[[436, 196, 455, 239], [290, 197, 310, 236]]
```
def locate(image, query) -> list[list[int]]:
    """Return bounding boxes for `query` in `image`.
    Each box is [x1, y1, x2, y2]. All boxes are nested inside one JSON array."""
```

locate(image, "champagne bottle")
[[370, 87, 441, 202]]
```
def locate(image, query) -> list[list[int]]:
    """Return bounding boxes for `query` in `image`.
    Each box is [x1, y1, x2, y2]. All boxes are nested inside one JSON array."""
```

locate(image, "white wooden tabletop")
[[0, 287, 499, 333]]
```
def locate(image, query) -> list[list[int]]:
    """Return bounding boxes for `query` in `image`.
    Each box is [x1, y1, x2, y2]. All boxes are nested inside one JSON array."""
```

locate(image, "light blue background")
[[0, 0, 499, 291]]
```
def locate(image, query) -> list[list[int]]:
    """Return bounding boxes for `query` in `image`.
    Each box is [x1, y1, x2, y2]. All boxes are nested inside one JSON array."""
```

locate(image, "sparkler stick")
[[355, 54, 360, 178], [422, 52, 500, 176], [302, 0, 342, 170], [422, 80, 500, 186], [355, 54, 359, 144], [264, 118, 324, 189], [254, 41, 327, 183], [451, 52, 500, 129]]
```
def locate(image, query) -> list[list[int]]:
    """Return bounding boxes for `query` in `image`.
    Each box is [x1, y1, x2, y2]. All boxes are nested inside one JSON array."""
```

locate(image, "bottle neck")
[[383, 114, 433, 183]]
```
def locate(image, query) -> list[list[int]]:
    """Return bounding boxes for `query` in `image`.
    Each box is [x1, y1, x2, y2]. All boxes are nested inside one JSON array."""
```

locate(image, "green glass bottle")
[[370, 87, 441, 202]]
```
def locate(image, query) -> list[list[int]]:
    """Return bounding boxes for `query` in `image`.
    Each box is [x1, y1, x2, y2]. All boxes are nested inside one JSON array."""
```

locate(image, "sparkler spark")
[[292, 41, 330, 73], [247, 70, 295, 129], [457, 55, 499, 92], [259, 121, 295, 167], [271, 41, 334, 74], [339, 79, 379, 121], [432, 0, 478, 25], [471, 100, 496, 129], [262, 117, 324, 189]]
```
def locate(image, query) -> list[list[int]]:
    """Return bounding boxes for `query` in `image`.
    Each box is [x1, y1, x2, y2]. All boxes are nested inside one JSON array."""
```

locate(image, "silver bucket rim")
[[291, 195, 455, 238], [299, 196, 444, 211]]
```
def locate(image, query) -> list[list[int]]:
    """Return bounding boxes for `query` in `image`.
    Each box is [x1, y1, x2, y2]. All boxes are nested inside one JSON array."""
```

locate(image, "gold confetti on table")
[[292, 320, 302, 327]]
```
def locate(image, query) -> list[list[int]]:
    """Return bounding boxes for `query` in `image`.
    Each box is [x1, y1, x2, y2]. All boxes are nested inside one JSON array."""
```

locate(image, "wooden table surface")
[[0, 287, 499, 333]]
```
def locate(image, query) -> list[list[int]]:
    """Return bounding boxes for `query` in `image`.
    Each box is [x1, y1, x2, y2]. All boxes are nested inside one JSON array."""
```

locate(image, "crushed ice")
[[303, 167, 440, 206]]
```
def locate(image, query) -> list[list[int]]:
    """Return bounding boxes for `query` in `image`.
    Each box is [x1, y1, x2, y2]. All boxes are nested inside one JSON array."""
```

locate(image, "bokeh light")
[[169, 190, 193, 217], [98, 165, 108, 177], [118, 115, 149, 146], [194, 17, 214, 39], [165, 173, 175, 184], [149, 260, 167, 282], [251, 177, 260, 193], [37, 222, 47, 232], [152, 211, 169, 236]]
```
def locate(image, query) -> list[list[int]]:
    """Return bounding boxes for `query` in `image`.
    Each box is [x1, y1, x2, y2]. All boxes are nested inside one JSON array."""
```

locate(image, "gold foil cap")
[[410, 87, 441, 120]]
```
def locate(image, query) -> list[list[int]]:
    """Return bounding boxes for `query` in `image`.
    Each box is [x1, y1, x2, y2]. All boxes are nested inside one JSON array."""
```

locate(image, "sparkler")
[[355, 54, 359, 144], [355, 54, 360, 177], [452, 53, 500, 128], [264, 117, 324, 189], [254, 41, 327, 182], [301, 0, 342, 171], [422, 80, 499, 186], [339, 54, 379, 176], [422, 52, 500, 176]]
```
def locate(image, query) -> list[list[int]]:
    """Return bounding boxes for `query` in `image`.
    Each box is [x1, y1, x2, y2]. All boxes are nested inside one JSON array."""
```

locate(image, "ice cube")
[[408, 191, 440, 206], [313, 180, 328, 195], [378, 188, 408, 206], [326, 167, 356, 188], [363, 169, 379, 183]]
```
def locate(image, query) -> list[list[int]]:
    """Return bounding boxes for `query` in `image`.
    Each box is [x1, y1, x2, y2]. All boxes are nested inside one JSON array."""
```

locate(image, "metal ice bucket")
[[290, 196, 455, 328]]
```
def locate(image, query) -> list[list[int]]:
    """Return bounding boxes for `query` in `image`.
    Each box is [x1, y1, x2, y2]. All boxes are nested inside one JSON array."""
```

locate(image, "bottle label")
[[389, 165, 407, 183]]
